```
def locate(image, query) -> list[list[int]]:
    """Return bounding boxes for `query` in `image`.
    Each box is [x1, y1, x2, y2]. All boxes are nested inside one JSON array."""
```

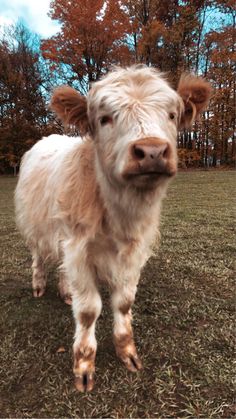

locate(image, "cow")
[[15, 65, 211, 392]]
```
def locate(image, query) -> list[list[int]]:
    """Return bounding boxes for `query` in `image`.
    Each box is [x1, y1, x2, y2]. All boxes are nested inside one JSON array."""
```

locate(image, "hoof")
[[58, 281, 72, 305], [33, 287, 45, 298], [73, 346, 96, 392], [74, 371, 95, 392], [58, 292, 72, 305], [114, 334, 143, 372], [122, 353, 143, 372], [63, 294, 72, 305]]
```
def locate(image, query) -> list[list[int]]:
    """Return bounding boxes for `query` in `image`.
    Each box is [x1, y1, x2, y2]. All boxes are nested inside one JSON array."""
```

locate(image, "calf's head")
[[51, 66, 211, 189]]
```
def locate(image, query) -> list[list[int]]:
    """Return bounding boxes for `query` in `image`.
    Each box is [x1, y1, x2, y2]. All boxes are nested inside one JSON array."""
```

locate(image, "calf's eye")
[[100, 115, 113, 126], [169, 113, 175, 120]]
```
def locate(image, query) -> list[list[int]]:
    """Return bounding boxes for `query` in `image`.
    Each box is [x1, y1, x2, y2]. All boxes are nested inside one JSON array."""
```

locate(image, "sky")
[[0, 0, 61, 38], [0, 1, 231, 40]]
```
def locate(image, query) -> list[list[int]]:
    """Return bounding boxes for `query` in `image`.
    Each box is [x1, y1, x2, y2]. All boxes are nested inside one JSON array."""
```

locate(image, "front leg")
[[111, 283, 142, 372], [65, 247, 102, 392], [72, 280, 102, 392]]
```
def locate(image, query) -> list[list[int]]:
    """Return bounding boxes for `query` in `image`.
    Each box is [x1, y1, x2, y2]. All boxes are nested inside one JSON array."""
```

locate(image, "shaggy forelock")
[[87, 66, 183, 119]]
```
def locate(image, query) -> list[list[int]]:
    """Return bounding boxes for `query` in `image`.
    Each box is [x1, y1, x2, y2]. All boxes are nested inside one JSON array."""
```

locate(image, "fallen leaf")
[[56, 346, 66, 353]]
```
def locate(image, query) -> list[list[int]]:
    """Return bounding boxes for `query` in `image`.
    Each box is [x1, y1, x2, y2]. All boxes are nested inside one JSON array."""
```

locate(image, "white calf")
[[15, 65, 211, 392]]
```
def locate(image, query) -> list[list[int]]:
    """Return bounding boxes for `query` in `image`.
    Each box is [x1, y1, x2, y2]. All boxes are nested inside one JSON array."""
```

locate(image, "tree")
[[41, 0, 131, 93], [206, 28, 235, 164], [0, 23, 55, 173], [0, 1, 234, 171], [123, 0, 212, 79]]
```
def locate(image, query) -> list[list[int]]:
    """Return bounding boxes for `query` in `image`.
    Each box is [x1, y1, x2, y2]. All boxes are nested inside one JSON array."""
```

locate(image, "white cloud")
[[0, 0, 61, 38], [0, 16, 14, 36], [0, 16, 14, 26]]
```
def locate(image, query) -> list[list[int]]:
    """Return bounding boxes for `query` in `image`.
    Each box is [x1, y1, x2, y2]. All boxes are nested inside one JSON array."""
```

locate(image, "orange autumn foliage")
[[42, 0, 132, 88]]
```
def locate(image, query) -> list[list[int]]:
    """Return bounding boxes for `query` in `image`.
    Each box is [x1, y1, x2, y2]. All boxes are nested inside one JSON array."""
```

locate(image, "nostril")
[[162, 145, 169, 159], [133, 146, 145, 160]]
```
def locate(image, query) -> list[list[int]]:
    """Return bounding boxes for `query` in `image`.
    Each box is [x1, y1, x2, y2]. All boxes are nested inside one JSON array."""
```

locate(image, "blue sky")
[[0, 0, 231, 40], [0, 0, 60, 38]]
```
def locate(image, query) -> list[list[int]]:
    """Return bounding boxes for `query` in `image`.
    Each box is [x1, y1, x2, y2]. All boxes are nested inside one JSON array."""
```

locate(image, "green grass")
[[0, 172, 235, 418]]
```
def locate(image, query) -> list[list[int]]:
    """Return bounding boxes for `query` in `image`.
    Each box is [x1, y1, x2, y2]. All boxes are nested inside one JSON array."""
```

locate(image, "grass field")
[[0, 172, 235, 418]]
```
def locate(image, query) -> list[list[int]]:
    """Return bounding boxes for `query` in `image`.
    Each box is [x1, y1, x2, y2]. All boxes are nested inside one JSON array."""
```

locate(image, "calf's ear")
[[177, 74, 212, 129], [50, 86, 89, 135]]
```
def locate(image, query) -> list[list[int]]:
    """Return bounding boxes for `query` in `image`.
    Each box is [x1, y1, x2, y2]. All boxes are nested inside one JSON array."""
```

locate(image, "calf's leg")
[[111, 284, 142, 372], [58, 270, 72, 305], [32, 251, 46, 298], [70, 263, 102, 392]]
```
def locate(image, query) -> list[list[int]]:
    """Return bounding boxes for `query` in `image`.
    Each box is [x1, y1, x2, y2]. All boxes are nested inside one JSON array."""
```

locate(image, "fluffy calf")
[[15, 66, 211, 392]]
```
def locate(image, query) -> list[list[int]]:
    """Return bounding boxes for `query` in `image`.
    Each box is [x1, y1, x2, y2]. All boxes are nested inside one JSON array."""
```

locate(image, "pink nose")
[[132, 141, 171, 174]]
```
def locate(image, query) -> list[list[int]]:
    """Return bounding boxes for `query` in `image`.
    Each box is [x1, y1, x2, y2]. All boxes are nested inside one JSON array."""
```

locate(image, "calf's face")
[[50, 66, 211, 189], [87, 69, 181, 188]]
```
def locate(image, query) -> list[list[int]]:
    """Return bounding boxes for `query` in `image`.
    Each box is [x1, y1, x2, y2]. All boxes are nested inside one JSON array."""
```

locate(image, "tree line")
[[0, 0, 235, 173]]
